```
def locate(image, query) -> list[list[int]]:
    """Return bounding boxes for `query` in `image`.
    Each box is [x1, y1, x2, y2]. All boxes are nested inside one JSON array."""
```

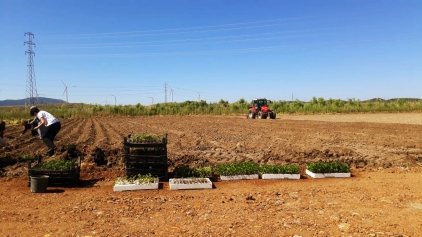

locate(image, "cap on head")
[[30, 106, 39, 116]]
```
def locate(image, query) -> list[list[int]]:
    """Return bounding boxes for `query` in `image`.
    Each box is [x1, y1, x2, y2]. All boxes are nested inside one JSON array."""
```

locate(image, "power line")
[[41, 33, 313, 49], [40, 22, 406, 50], [39, 16, 309, 39], [37, 8, 407, 39], [41, 29, 323, 48], [40, 35, 422, 58], [44, 22, 300, 39]]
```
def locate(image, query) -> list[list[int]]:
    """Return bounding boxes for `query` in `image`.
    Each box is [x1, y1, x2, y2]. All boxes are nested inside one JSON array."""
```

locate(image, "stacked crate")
[[123, 134, 168, 179]]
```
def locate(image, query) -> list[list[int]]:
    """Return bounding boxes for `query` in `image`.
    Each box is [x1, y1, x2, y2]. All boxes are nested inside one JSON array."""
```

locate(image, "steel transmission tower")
[[24, 32, 38, 107]]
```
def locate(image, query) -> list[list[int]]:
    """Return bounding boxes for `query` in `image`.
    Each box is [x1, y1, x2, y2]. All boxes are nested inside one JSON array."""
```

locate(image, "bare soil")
[[1, 113, 422, 236]]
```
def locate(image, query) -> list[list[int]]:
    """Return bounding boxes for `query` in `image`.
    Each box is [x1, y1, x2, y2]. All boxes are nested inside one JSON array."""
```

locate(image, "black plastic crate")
[[122, 134, 169, 179], [27, 157, 81, 187], [124, 155, 167, 165]]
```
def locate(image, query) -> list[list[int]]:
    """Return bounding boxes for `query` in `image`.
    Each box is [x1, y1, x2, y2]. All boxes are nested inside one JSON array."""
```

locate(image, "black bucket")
[[30, 175, 49, 193]]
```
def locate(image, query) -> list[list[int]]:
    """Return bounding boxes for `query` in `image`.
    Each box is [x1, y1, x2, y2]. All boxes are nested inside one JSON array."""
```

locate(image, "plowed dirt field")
[[1, 113, 422, 236]]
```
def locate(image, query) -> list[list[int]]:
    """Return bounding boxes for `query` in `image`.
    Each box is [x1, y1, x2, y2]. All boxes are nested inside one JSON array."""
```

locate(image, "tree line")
[[1, 97, 421, 123]]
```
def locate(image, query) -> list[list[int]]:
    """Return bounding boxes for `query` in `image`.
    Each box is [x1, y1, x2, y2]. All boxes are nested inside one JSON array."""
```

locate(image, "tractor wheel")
[[248, 109, 256, 119], [262, 114, 268, 119], [258, 111, 264, 119], [270, 112, 276, 119]]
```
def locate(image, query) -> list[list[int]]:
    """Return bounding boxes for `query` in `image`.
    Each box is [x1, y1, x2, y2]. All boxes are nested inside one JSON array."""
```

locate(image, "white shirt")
[[37, 111, 59, 127]]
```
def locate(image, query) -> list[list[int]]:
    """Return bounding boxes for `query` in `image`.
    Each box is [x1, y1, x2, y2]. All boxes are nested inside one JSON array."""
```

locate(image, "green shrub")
[[1, 98, 422, 121]]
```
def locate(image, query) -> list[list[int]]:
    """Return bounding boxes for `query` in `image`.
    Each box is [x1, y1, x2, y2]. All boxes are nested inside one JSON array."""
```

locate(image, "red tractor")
[[248, 98, 276, 119]]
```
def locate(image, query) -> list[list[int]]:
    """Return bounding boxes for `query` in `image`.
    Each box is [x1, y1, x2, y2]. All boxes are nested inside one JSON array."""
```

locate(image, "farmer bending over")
[[30, 106, 61, 156]]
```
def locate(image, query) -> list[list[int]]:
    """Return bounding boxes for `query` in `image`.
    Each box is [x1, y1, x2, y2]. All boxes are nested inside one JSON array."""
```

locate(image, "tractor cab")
[[253, 99, 269, 109]]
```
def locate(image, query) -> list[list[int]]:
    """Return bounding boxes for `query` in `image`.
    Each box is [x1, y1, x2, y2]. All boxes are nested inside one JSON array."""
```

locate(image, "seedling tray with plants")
[[125, 165, 168, 179], [305, 162, 351, 178], [123, 134, 167, 146], [27, 157, 81, 187], [217, 162, 259, 181], [114, 174, 159, 192], [173, 166, 214, 179], [169, 178, 212, 190], [259, 164, 300, 180], [130, 148, 166, 156], [124, 154, 167, 165], [170, 166, 214, 190]]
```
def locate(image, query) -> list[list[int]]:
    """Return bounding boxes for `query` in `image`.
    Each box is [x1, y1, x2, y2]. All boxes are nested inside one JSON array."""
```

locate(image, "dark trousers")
[[42, 122, 61, 151]]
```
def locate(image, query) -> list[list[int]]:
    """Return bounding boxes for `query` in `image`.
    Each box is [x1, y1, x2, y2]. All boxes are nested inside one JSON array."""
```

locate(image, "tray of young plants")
[[173, 166, 213, 179], [216, 162, 259, 181], [129, 148, 166, 156], [113, 173, 159, 192], [170, 166, 213, 190], [305, 162, 351, 178], [27, 158, 81, 187], [124, 155, 167, 165], [169, 177, 212, 190], [124, 148, 167, 163], [124, 133, 167, 146], [18, 153, 39, 163], [259, 164, 301, 180]]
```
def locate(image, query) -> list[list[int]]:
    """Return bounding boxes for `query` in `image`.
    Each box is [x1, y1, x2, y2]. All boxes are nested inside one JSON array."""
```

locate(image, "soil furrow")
[[74, 118, 95, 145], [91, 117, 109, 148], [58, 118, 86, 145], [96, 117, 125, 149], [2, 114, 422, 173]]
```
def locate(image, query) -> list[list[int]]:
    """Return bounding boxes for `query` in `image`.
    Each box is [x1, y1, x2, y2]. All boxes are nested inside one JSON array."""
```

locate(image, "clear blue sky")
[[0, 0, 421, 105]]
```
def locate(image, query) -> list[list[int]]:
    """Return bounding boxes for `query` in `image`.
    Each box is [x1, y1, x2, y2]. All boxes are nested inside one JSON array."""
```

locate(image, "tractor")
[[248, 98, 276, 119]]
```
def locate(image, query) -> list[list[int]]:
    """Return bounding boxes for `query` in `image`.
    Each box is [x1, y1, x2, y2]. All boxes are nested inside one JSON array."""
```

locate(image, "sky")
[[0, 0, 421, 105]]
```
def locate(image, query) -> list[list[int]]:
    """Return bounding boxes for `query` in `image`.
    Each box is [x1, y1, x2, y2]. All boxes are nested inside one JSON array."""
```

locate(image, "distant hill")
[[0, 97, 66, 106]]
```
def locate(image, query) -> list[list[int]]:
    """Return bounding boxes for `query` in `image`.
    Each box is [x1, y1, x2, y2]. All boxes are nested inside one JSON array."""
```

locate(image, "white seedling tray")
[[169, 178, 212, 190], [113, 182, 159, 192], [219, 174, 259, 181], [305, 169, 351, 179], [261, 174, 300, 180]]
